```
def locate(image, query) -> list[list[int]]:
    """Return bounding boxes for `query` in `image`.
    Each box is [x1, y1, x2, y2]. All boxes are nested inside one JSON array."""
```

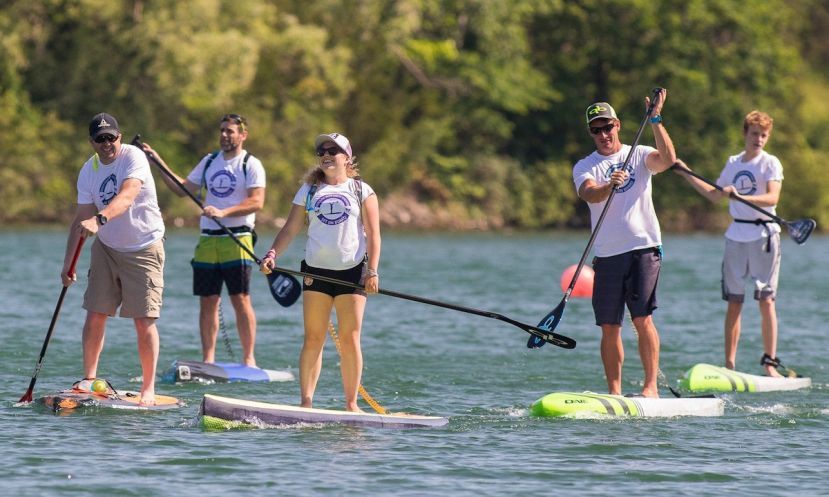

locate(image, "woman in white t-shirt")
[[260, 133, 381, 412]]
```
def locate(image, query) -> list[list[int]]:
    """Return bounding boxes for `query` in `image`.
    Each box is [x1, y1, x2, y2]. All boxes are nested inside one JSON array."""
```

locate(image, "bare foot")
[[641, 390, 660, 399], [139, 392, 156, 406], [345, 405, 364, 413]]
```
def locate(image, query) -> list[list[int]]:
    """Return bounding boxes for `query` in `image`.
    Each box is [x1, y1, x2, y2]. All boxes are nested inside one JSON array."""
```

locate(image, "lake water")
[[1, 229, 826, 496]]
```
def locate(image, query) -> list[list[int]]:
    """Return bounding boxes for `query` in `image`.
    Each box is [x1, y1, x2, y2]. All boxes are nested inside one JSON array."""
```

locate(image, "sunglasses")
[[94, 134, 119, 144], [316, 146, 342, 157], [221, 113, 247, 125], [589, 123, 616, 135], [221, 114, 248, 132]]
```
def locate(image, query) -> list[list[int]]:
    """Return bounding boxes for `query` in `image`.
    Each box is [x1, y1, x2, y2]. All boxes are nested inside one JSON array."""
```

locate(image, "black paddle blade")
[[786, 218, 816, 245], [525, 326, 576, 349], [527, 300, 566, 349], [266, 271, 301, 307]]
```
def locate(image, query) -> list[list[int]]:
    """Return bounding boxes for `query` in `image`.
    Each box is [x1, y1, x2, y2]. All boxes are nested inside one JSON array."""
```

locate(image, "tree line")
[[2, 0, 827, 231]]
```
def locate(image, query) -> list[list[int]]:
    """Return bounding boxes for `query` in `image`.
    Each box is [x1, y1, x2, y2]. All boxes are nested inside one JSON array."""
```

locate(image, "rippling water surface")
[[1, 229, 826, 496]]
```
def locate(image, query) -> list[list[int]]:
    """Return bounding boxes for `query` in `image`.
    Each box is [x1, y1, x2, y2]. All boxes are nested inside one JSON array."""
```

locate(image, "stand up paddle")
[[671, 163, 816, 244], [528, 88, 664, 348], [261, 264, 576, 349], [18, 237, 85, 404], [131, 135, 302, 306]]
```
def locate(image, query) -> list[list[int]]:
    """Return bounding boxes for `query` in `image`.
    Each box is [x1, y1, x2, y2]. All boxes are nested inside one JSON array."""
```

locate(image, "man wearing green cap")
[[573, 92, 677, 398]]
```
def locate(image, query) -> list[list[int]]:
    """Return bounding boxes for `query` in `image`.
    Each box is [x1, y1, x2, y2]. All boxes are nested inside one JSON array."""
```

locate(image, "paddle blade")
[[266, 271, 301, 307], [786, 218, 816, 245], [526, 327, 577, 349], [18, 390, 33, 404], [527, 300, 566, 349]]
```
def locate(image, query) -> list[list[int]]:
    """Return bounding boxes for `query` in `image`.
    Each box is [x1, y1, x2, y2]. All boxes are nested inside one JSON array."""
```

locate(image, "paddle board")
[[37, 387, 184, 413], [678, 363, 812, 393], [160, 359, 294, 384], [530, 391, 724, 418], [200, 394, 449, 429]]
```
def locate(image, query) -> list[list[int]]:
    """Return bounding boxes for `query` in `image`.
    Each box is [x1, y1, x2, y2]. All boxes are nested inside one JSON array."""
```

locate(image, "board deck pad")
[[530, 391, 724, 418], [37, 387, 184, 413], [200, 394, 449, 429], [160, 359, 294, 384], [678, 363, 812, 393]]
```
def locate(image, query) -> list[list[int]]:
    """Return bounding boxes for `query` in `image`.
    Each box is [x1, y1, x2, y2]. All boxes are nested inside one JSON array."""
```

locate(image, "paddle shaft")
[[268, 265, 574, 348], [19, 237, 86, 403], [131, 135, 264, 265], [672, 164, 790, 225]]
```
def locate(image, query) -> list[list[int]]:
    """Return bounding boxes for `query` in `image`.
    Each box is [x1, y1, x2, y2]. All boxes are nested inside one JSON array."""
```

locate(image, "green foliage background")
[[2, 0, 827, 230]]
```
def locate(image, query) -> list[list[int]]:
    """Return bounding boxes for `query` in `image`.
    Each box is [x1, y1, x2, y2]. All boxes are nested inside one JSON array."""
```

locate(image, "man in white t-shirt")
[[63, 112, 166, 405], [142, 114, 265, 367], [573, 92, 677, 398], [674, 111, 785, 377]]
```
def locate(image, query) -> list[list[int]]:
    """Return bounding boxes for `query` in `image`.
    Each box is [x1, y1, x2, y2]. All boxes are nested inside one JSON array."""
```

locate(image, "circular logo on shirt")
[[313, 193, 352, 226], [732, 170, 757, 195], [98, 174, 118, 205], [607, 162, 635, 193], [209, 170, 237, 198]]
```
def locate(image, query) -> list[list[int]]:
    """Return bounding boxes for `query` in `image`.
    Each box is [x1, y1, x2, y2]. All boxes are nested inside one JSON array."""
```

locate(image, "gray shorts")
[[721, 233, 780, 303], [591, 247, 662, 326]]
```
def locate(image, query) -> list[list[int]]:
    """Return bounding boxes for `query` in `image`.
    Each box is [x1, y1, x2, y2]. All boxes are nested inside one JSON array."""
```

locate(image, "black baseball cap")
[[88, 113, 121, 139]]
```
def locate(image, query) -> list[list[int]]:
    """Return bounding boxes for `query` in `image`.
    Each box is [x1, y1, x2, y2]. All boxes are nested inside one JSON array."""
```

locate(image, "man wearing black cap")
[[573, 92, 677, 398], [62, 112, 166, 405], [141, 114, 265, 367]]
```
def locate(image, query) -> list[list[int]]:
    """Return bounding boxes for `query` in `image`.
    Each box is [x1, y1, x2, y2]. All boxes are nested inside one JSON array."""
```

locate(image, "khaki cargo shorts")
[[84, 238, 165, 318]]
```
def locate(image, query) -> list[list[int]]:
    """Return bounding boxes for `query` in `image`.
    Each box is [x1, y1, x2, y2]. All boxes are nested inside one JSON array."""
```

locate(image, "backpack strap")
[[199, 151, 221, 201], [352, 176, 363, 223], [305, 183, 319, 222], [241, 152, 250, 180]]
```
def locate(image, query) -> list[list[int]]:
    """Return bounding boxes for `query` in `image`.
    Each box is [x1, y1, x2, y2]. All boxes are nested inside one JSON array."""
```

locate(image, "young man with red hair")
[[675, 110, 785, 377]]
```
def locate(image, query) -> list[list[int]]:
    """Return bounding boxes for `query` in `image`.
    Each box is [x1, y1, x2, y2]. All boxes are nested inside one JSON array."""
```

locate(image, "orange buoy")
[[560, 264, 594, 298]]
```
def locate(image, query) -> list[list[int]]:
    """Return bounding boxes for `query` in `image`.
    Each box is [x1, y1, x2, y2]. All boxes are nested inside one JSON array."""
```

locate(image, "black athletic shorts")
[[591, 246, 662, 325], [300, 260, 366, 297]]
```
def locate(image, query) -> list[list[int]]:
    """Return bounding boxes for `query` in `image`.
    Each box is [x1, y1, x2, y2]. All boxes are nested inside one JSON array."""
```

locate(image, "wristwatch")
[[650, 115, 663, 124], [95, 213, 108, 226]]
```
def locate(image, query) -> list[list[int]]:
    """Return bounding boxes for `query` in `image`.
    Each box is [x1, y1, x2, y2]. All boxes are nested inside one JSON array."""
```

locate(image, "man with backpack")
[[141, 114, 265, 367]]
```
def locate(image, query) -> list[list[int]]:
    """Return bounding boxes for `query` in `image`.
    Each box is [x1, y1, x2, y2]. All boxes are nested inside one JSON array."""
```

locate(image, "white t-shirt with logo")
[[572, 144, 660, 257], [292, 178, 376, 270], [717, 150, 783, 242], [186, 150, 266, 231], [77, 143, 165, 252]]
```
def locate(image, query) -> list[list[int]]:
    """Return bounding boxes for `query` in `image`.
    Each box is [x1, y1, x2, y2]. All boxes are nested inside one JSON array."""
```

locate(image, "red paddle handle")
[[67, 237, 85, 280]]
